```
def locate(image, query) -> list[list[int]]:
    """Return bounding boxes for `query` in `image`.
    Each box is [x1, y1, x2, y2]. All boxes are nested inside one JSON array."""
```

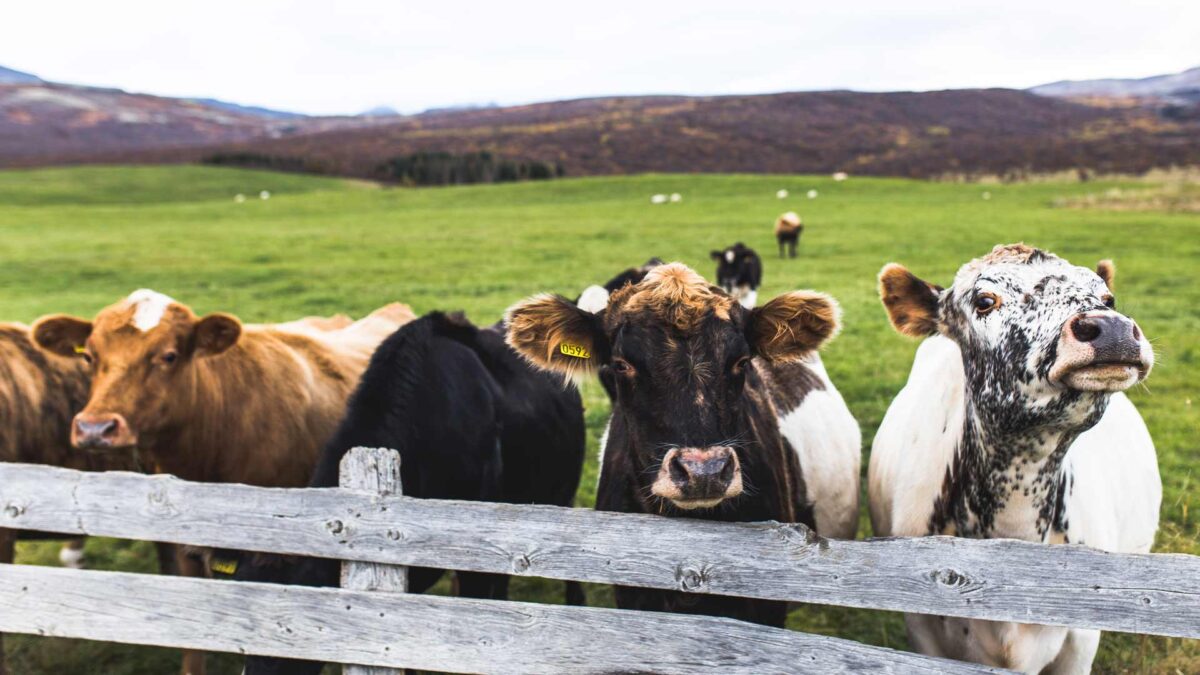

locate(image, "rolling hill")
[[3, 64, 1198, 178], [1030, 66, 1200, 102]]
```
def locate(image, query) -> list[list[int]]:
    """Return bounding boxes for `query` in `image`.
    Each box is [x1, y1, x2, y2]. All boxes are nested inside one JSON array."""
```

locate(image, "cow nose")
[[72, 413, 131, 449], [653, 446, 743, 508], [1068, 314, 1142, 362]]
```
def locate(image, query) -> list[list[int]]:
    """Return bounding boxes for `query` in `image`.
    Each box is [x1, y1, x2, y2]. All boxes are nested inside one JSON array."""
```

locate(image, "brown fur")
[[774, 213, 803, 236], [610, 263, 733, 331], [32, 297, 412, 487], [505, 293, 601, 381], [879, 263, 942, 338], [747, 291, 841, 361], [1096, 259, 1116, 290]]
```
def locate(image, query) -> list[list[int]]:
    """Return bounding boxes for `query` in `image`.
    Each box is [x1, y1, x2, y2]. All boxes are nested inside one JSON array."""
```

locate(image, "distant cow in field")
[[240, 312, 586, 675], [870, 244, 1159, 673], [32, 290, 412, 675], [507, 263, 861, 626], [775, 211, 803, 258], [710, 242, 763, 308]]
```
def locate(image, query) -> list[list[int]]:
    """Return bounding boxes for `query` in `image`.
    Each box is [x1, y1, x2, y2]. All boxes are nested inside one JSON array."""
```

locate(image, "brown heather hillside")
[[6, 88, 1199, 179]]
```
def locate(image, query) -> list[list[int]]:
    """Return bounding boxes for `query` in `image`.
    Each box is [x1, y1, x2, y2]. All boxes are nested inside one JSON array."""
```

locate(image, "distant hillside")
[[1030, 66, 1200, 101], [0, 65, 41, 84], [112, 88, 1200, 179], [186, 97, 306, 120]]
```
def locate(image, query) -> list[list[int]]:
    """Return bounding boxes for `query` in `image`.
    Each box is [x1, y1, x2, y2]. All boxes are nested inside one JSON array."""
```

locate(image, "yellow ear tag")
[[210, 558, 239, 575], [559, 342, 591, 359], [73, 345, 86, 354]]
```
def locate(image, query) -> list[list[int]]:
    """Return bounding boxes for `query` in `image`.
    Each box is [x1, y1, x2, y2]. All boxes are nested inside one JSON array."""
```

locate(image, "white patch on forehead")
[[725, 250, 735, 263], [126, 289, 176, 331]]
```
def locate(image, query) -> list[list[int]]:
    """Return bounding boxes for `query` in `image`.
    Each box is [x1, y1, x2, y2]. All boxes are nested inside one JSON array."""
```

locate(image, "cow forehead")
[[951, 245, 1098, 297], [93, 290, 193, 340], [607, 263, 735, 333]]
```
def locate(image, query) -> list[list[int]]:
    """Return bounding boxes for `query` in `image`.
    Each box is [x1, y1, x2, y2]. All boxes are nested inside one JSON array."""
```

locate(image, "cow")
[[869, 244, 1159, 673], [239, 311, 586, 675], [505, 263, 861, 626], [775, 211, 803, 258], [710, 242, 763, 308], [32, 290, 413, 675]]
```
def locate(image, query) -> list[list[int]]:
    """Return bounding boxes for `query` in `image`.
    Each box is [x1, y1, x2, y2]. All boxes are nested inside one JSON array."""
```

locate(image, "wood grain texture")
[[0, 563, 1000, 674], [0, 462, 1197, 638], [339, 448, 406, 675]]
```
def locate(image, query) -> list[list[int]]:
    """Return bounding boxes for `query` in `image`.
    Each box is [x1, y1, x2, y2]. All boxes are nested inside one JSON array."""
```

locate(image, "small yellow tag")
[[73, 345, 86, 354], [559, 342, 591, 359], [210, 558, 238, 575]]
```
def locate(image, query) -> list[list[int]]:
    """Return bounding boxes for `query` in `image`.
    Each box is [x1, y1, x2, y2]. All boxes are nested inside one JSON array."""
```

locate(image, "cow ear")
[[710, 250, 723, 261], [878, 263, 943, 337], [506, 294, 605, 382], [1096, 259, 1115, 290], [194, 313, 242, 357], [747, 291, 841, 361], [32, 315, 94, 358]]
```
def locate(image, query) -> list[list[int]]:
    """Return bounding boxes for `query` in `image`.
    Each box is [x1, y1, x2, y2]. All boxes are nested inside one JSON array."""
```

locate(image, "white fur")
[[780, 211, 801, 225], [577, 285, 610, 314], [725, 250, 735, 263], [127, 289, 175, 332], [870, 335, 1160, 673], [738, 289, 757, 309], [597, 416, 612, 486], [778, 353, 861, 539], [58, 544, 86, 569]]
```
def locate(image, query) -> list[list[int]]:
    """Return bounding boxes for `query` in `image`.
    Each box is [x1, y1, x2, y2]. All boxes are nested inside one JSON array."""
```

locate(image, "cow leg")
[[778, 240, 785, 258], [175, 547, 208, 675], [564, 580, 586, 606], [0, 528, 13, 675], [456, 571, 509, 600]]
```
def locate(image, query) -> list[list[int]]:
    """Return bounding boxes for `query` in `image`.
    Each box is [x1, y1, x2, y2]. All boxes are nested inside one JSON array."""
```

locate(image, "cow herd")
[[0, 241, 1160, 675]]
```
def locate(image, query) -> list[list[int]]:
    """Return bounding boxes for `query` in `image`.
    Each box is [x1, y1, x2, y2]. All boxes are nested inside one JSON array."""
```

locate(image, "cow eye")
[[731, 356, 752, 374], [611, 358, 636, 376], [161, 351, 178, 365], [1103, 295, 1116, 309], [974, 293, 1001, 315], [80, 352, 93, 365]]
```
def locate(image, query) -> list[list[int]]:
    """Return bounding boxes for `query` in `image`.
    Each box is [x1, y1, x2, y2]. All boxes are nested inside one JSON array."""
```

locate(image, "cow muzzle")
[[1050, 312, 1153, 392], [72, 412, 137, 450], [651, 446, 743, 509]]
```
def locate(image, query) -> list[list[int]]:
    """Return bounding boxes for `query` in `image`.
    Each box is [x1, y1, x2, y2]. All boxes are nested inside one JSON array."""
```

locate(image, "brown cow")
[[775, 211, 804, 258], [32, 290, 413, 675]]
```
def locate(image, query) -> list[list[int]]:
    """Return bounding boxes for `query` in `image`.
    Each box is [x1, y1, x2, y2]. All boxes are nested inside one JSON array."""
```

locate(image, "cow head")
[[879, 244, 1153, 432], [507, 263, 839, 510], [33, 290, 242, 452], [710, 243, 754, 288]]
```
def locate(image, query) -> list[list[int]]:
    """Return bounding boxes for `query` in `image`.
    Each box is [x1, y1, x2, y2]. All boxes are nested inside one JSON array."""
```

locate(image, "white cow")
[[869, 243, 1160, 674]]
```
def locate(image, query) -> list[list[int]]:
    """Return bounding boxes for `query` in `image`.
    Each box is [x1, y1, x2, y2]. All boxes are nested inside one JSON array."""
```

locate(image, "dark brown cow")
[[506, 263, 860, 626], [32, 290, 413, 675]]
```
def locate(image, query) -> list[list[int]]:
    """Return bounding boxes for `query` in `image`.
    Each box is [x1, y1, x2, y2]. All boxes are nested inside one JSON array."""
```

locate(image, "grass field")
[[1, 165, 1196, 674]]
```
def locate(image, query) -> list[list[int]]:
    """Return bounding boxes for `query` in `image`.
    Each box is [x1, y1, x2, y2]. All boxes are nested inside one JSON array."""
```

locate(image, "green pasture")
[[1, 165, 1196, 673]]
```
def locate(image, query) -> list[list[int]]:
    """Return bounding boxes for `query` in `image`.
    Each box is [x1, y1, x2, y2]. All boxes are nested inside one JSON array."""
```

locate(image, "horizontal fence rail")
[[0, 563, 997, 674], [1, 462, 1198, 641]]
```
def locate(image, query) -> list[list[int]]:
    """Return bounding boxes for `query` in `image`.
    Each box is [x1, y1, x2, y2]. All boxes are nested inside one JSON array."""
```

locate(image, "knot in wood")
[[3, 503, 24, 519], [146, 487, 176, 516], [931, 568, 971, 588], [511, 554, 532, 574], [386, 528, 402, 541], [326, 519, 345, 535], [675, 564, 709, 592]]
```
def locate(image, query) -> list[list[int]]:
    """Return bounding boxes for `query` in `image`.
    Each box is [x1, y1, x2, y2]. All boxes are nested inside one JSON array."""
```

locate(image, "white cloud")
[[2, 0, 1195, 115]]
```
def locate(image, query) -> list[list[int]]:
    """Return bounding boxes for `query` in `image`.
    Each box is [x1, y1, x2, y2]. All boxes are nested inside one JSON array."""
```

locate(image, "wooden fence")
[[0, 447, 1197, 673]]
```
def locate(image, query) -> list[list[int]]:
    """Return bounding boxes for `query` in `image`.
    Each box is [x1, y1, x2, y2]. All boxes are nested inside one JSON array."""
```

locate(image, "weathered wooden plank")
[[339, 448, 406, 675], [1, 463, 1197, 638], [0, 564, 999, 674]]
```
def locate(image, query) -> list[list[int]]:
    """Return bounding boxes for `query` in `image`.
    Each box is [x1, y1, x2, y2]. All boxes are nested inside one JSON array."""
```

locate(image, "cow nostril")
[[1071, 317, 1102, 343], [1131, 323, 1141, 341], [668, 454, 689, 484], [717, 455, 735, 483], [100, 420, 118, 438]]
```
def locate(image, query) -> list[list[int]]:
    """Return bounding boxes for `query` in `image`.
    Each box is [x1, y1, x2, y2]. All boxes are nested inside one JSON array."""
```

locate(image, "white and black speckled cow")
[[869, 243, 1160, 674]]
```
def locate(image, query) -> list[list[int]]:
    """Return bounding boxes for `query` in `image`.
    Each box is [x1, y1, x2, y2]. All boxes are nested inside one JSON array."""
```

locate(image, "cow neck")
[[932, 394, 1106, 542]]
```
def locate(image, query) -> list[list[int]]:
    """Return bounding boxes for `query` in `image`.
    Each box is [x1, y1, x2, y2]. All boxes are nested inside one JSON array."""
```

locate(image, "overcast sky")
[[4, 0, 1197, 116]]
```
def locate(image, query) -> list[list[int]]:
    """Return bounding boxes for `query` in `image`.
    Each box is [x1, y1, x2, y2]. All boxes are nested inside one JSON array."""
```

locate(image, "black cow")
[[239, 311, 586, 675], [710, 243, 763, 308], [507, 263, 861, 627]]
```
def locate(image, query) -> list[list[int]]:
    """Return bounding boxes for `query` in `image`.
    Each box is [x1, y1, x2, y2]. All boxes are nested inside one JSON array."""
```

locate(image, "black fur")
[[710, 243, 763, 299], [239, 312, 585, 675]]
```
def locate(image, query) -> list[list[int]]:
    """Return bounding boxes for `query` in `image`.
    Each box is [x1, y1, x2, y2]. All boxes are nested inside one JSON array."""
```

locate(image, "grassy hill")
[[0, 166, 1196, 673]]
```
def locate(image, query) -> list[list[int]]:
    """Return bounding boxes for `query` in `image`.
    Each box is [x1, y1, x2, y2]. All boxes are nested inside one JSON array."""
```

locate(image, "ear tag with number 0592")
[[559, 342, 590, 359]]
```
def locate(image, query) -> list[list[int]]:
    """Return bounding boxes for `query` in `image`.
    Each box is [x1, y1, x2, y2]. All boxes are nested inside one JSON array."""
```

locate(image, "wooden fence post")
[[340, 447, 407, 675]]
